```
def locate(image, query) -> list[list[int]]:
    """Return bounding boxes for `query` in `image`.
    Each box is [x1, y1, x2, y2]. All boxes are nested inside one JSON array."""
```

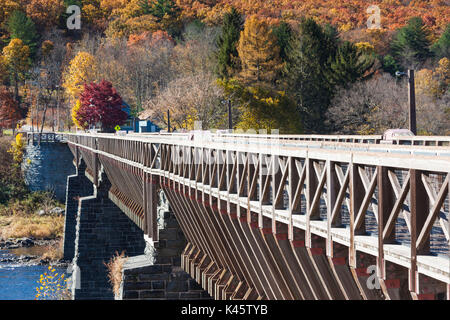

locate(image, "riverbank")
[[0, 135, 68, 268], [0, 238, 68, 267]]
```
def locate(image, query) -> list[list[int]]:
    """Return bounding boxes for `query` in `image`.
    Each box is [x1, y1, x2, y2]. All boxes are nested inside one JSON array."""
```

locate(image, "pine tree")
[[237, 15, 283, 87], [382, 54, 402, 76], [432, 24, 450, 60], [272, 21, 293, 61], [390, 17, 432, 69], [215, 7, 243, 79], [138, 0, 152, 14], [6, 11, 38, 56], [148, 0, 180, 22], [285, 18, 338, 133], [328, 41, 375, 87]]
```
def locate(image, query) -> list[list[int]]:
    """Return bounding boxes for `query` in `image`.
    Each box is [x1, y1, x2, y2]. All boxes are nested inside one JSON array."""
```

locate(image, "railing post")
[[377, 166, 395, 280], [93, 138, 99, 187], [409, 169, 430, 294], [326, 160, 339, 256], [305, 156, 319, 248], [288, 156, 297, 241]]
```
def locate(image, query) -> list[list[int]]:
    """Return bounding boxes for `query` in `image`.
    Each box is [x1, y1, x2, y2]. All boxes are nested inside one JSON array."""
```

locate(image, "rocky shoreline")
[[0, 238, 68, 268]]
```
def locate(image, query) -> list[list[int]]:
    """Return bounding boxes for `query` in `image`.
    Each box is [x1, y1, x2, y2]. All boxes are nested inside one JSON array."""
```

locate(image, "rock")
[[38, 209, 46, 216], [49, 207, 64, 215], [18, 238, 34, 247]]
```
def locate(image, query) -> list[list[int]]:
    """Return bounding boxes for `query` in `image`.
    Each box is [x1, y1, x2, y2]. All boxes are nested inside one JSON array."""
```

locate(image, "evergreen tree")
[[382, 54, 402, 76], [390, 17, 432, 69], [322, 23, 339, 61], [272, 21, 293, 61], [138, 0, 152, 15], [215, 7, 243, 79], [328, 41, 374, 87], [285, 18, 338, 133], [432, 24, 450, 60], [147, 0, 180, 23], [6, 11, 38, 56]]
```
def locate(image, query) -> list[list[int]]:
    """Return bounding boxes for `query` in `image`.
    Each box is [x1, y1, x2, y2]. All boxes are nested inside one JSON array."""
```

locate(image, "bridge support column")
[[63, 160, 93, 261], [71, 169, 146, 300], [118, 190, 211, 300]]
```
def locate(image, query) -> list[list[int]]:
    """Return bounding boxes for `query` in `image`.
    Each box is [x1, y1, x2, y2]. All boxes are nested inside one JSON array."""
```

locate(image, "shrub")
[[105, 251, 128, 297], [35, 266, 71, 300], [41, 239, 64, 262], [7, 133, 24, 164]]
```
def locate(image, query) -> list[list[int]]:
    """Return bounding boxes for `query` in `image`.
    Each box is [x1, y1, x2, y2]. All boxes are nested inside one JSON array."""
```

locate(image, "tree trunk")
[[14, 74, 20, 110], [40, 105, 48, 135], [51, 104, 55, 132]]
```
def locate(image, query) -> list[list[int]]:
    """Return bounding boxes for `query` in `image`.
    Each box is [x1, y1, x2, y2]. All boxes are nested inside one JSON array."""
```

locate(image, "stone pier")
[[117, 191, 210, 300], [63, 160, 94, 261], [23, 141, 76, 202], [69, 169, 146, 300]]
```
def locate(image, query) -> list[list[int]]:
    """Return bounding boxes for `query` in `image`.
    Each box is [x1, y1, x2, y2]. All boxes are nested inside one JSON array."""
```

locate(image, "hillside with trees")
[[0, 0, 448, 134]]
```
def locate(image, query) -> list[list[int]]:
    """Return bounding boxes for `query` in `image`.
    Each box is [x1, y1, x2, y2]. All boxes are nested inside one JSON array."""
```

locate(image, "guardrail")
[[24, 132, 66, 144]]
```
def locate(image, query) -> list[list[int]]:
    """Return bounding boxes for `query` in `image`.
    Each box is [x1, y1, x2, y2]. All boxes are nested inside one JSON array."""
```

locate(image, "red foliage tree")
[[77, 80, 128, 131], [0, 87, 22, 130]]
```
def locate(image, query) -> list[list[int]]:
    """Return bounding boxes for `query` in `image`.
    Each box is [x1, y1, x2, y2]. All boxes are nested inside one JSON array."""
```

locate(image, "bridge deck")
[[62, 132, 450, 299]]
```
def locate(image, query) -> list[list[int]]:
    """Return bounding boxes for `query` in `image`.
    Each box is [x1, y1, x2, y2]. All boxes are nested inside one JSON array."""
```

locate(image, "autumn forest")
[[0, 0, 449, 135]]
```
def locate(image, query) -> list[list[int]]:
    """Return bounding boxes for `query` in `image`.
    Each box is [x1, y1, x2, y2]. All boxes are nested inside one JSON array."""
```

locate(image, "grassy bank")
[[0, 214, 64, 240], [0, 136, 65, 260]]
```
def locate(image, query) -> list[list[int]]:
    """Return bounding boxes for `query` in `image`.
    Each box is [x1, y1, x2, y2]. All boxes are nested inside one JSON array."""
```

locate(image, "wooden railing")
[[25, 132, 66, 144]]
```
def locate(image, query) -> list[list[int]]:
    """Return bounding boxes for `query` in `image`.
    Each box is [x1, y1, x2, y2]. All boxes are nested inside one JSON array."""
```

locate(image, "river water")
[[0, 249, 66, 300]]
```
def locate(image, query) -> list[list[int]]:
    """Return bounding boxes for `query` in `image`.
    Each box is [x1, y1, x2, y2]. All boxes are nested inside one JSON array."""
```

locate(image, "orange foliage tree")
[[0, 87, 22, 130], [26, 0, 65, 29], [178, 0, 449, 38]]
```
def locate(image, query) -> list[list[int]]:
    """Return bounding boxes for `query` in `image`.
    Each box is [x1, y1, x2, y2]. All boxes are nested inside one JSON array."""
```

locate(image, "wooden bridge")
[[61, 132, 450, 300]]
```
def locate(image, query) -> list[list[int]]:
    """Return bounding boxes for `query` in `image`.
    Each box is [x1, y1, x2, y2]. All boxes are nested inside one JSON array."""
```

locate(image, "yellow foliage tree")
[[62, 51, 98, 101], [415, 69, 439, 98], [3, 39, 31, 75], [100, 0, 128, 17], [71, 100, 84, 129], [110, 0, 145, 19], [355, 41, 375, 55], [237, 15, 283, 87], [105, 15, 158, 39], [434, 57, 450, 93], [0, 55, 8, 83], [416, 58, 450, 99], [2, 39, 31, 100], [8, 132, 24, 163]]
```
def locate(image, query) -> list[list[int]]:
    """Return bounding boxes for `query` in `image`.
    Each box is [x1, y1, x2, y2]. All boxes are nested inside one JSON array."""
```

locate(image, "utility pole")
[[167, 109, 171, 133], [408, 69, 416, 135], [228, 99, 232, 132]]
